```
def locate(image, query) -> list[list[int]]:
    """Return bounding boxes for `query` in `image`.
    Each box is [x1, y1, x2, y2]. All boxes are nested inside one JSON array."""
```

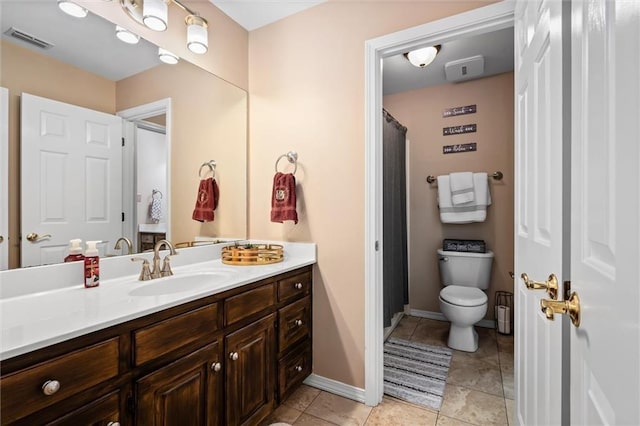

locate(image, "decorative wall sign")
[[443, 104, 477, 117], [443, 142, 477, 154], [443, 123, 476, 136]]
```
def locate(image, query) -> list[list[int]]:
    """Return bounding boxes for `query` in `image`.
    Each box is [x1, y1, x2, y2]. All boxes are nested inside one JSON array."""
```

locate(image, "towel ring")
[[152, 189, 163, 200], [275, 151, 298, 175], [199, 160, 216, 178]]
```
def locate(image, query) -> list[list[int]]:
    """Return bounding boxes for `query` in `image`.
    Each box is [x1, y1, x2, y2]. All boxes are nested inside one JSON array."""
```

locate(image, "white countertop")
[[0, 241, 316, 361]]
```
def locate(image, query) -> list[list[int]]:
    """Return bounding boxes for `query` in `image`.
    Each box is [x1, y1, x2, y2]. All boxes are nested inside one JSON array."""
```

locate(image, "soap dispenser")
[[84, 241, 100, 288], [64, 239, 85, 262]]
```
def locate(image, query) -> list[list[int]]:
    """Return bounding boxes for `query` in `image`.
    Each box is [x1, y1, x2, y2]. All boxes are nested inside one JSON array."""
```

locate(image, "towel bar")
[[199, 160, 216, 178], [427, 171, 503, 184], [275, 151, 298, 174]]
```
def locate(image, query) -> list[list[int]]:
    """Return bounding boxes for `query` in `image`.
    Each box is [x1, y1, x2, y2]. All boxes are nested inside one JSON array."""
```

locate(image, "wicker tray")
[[221, 244, 284, 265]]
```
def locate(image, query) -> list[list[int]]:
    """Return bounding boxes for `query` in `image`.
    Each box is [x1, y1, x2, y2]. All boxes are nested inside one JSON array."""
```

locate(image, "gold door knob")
[[540, 292, 581, 327], [521, 273, 559, 300], [26, 233, 52, 242]]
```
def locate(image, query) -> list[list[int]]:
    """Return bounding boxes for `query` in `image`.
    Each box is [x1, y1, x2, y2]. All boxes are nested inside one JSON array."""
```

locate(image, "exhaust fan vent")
[[4, 27, 54, 50], [445, 55, 485, 82]]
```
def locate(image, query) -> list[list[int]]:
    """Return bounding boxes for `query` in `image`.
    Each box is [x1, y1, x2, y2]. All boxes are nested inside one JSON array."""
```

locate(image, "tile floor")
[[262, 316, 514, 426]]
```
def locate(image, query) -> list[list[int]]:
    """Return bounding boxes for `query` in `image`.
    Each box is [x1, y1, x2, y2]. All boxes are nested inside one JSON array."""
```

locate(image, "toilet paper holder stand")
[[494, 291, 513, 335]]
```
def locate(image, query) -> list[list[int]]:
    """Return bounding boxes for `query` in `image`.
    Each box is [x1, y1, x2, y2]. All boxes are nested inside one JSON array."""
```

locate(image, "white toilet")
[[437, 248, 494, 352]]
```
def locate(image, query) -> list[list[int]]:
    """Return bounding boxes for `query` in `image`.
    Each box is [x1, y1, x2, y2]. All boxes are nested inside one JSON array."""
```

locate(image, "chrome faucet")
[[151, 239, 178, 279], [114, 237, 133, 255]]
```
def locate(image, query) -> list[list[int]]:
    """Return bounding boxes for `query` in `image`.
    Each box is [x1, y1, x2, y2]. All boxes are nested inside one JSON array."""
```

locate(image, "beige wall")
[[248, 1, 498, 389], [384, 72, 515, 321], [116, 62, 248, 243], [0, 40, 117, 269], [78, 0, 248, 90]]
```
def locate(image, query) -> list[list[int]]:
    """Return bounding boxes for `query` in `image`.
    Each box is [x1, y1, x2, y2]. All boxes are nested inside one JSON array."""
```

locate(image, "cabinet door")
[[225, 313, 276, 426], [136, 341, 223, 426]]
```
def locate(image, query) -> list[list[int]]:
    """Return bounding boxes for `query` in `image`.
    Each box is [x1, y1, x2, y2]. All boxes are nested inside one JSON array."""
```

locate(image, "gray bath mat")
[[383, 337, 452, 411]]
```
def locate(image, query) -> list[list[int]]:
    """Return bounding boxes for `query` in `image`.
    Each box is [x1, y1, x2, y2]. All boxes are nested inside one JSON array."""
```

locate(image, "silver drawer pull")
[[229, 352, 239, 361], [42, 380, 61, 396], [295, 365, 303, 372], [107, 422, 121, 426], [294, 319, 303, 327], [211, 362, 222, 372], [294, 282, 303, 290]]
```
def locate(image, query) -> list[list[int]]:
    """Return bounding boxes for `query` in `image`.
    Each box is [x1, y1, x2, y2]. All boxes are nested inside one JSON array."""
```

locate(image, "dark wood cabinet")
[[136, 341, 223, 426], [0, 265, 313, 425], [225, 314, 276, 426]]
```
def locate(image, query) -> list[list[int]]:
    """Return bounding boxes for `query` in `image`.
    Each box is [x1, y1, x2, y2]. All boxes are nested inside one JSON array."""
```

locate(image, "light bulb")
[[186, 15, 208, 54], [116, 26, 140, 44], [143, 0, 168, 31], [57, 0, 88, 18], [158, 48, 179, 65]]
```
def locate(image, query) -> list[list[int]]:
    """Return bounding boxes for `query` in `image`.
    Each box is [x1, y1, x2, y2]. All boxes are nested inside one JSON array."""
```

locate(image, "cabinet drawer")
[[133, 303, 219, 366], [278, 296, 311, 353], [224, 283, 276, 326], [46, 389, 121, 426], [277, 271, 311, 303], [278, 341, 311, 402], [0, 338, 120, 424]]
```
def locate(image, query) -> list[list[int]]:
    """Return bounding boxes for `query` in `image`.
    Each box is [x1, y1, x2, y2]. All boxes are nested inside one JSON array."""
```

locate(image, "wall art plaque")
[[443, 142, 477, 154], [443, 123, 476, 136], [443, 104, 477, 117]]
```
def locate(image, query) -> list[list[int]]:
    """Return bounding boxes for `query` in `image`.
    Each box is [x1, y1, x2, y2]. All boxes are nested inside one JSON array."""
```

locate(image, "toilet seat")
[[440, 286, 487, 307]]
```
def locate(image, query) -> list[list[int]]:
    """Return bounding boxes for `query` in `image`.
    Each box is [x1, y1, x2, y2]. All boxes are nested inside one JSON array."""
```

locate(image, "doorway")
[[363, 1, 515, 406]]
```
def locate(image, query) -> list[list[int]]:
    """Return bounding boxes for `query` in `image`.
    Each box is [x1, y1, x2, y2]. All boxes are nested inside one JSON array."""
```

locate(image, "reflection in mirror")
[[0, 1, 247, 269]]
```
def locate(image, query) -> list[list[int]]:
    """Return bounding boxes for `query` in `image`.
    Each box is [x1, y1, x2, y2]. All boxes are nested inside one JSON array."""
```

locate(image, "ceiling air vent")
[[4, 27, 54, 50], [445, 55, 485, 82]]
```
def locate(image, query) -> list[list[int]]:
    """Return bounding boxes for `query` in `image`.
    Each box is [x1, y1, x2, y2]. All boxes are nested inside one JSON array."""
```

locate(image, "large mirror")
[[0, 0, 247, 269]]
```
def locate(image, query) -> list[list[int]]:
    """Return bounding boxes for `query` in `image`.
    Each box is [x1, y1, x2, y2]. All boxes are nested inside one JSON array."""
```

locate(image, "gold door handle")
[[540, 292, 581, 327], [521, 273, 558, 300], [26, 233, 52, 242]]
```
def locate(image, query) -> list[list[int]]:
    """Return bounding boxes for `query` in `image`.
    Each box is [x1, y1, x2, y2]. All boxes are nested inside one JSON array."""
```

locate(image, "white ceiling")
[[209, 0, 327, 31], [1, 1, 513, 94], [383, 27, 514, 95]]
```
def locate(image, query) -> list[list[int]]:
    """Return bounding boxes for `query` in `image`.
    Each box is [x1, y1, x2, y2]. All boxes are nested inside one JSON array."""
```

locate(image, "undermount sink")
[[128, 271, 236, 297]]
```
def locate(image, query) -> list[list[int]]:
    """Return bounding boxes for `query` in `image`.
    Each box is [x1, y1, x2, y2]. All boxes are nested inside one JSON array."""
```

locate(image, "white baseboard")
[[303, 374, 366, 404], [409, 308, 496, 329]]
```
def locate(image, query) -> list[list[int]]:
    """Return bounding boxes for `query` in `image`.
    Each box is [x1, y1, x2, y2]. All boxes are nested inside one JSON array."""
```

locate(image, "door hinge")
[[122, 137, 125, 147], [375, 241, 379, 251], [122, 212, 125, 222]]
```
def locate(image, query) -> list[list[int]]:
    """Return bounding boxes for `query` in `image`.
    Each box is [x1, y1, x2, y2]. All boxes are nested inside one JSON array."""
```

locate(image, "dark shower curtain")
[[382, 109, 408, 327]]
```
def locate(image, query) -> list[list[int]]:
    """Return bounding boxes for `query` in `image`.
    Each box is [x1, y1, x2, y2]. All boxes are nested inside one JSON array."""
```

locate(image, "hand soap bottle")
[[84, 241, 100, 288], [64, 239, 85, 262]]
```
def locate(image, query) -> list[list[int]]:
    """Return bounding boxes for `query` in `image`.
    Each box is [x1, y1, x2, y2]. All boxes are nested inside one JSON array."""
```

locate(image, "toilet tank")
[[437, 249, 494, 289]]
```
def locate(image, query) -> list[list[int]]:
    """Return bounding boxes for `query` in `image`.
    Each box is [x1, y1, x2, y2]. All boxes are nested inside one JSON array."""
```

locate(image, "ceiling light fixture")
[[115, 25, 140, 44], [158, 47, 179, 64], [121, 0, 209, 55], [57, 0, 88, 18], [404, 45, 442, 68]]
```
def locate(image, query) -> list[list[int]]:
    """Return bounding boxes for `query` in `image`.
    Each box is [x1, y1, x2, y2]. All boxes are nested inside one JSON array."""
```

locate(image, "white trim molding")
[[304, 374, 366, 404], [364, 0, 515, 407]]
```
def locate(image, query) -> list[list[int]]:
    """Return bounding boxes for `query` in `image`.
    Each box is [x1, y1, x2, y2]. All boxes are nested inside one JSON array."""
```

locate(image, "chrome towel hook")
[[275, 151, 298, 175], [199, 160, 216, 178]]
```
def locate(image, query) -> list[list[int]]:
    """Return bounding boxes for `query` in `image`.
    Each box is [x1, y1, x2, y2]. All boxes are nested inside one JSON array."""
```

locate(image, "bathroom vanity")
[[0, 242, 315, 425]]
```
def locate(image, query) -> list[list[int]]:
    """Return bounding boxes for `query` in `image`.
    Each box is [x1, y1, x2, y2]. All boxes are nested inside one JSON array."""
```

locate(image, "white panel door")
[[21, 93, 123, 267], [570, 0, 640, 423], [0, 87, 8, 270], [514, 0, 565, 424]]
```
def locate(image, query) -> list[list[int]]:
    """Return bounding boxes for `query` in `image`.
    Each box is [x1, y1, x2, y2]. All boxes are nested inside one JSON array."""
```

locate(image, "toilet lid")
[[440, 286, 487, 307]]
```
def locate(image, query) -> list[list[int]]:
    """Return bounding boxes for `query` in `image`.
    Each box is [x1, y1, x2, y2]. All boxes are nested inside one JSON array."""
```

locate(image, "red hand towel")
[[192, 178, 219, 222], [270, 172, 298, 224]]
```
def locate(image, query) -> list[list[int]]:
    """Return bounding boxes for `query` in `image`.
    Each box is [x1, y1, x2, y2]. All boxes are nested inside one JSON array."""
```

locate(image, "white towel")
[[450, 172, 475, 205], [437, 172, 491, 223], [150, 198, 162, 223]]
